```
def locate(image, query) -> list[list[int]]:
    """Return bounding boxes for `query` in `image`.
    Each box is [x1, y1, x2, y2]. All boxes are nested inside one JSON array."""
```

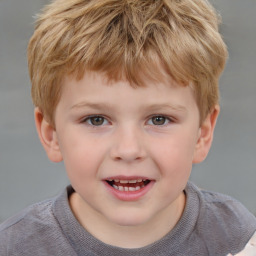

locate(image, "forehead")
[[64, 68, 188, 94], [60, 70, 197, 111], [54, 70, 200, 128]]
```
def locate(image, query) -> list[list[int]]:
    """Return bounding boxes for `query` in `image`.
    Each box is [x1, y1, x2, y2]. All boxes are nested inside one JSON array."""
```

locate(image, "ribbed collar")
[[53, 182, 200, 256]]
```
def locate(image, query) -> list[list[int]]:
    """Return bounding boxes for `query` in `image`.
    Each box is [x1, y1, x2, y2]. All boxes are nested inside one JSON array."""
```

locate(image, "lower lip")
[[104, 181, 155, 201]]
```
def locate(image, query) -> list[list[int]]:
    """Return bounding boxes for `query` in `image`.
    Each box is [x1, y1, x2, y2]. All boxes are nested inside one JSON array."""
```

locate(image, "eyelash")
[[81, 115, 110, 126], [81, 115, 174, 127], [146, 115, 173, 126]]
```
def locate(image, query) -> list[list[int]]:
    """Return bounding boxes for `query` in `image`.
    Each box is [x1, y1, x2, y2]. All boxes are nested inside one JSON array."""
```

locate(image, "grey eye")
[[88, 116, 106, 126], [151, 116, 167, 125]]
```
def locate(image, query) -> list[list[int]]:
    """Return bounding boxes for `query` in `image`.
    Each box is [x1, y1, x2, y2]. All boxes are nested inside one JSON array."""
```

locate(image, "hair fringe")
[[28, 0, 228, 125]]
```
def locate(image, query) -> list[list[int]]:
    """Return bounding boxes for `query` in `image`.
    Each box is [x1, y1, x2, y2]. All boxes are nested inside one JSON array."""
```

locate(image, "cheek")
[[62, 144, 105, 199], [58, 132, 107, 180], [151, 132, 197, 173]]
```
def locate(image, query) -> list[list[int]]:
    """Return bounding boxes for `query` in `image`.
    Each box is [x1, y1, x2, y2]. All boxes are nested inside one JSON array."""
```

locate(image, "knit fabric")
[[1, 182, 255, 256]]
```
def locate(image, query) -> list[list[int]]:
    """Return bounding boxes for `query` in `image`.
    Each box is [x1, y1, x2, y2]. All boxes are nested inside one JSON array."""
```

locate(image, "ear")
[[193, 105, 220, 163], [34, 108, 63, 162]]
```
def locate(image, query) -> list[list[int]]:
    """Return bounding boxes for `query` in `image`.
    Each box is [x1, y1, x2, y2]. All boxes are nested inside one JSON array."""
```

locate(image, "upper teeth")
[[111, 179, 144, 184]]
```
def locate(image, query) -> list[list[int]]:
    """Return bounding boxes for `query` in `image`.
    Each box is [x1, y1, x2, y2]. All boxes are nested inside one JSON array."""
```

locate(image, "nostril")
[[110, 133, 146, 162]]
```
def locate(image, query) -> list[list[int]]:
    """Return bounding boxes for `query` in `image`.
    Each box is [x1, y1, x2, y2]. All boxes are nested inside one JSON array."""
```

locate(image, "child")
[[0, 0, 255, 255]]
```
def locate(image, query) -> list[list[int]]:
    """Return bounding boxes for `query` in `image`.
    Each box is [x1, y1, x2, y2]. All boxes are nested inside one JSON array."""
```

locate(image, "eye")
[[83, 116, 108, 126], [147, 116, 170, 126]]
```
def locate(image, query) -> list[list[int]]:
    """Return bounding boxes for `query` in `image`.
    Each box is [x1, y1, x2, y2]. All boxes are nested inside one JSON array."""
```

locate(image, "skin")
[[35, 71, 219, 248], [227, 231, 256, 256]]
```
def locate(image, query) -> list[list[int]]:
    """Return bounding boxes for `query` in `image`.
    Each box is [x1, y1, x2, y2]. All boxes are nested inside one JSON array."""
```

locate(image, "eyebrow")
[[71, 102, 187, 112], [70, 102, 113, 111], [144, 103, 187, 112]]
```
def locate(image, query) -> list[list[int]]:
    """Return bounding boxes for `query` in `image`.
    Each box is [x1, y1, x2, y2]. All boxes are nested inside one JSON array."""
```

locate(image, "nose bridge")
[[110, 123, 146, 162]]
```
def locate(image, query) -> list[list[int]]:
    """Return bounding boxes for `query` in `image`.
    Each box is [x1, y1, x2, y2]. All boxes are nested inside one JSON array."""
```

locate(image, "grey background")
[[0, 0, 255, 224]]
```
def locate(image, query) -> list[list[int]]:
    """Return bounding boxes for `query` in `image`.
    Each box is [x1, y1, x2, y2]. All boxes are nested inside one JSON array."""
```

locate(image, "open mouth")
[[106, 179, 151, 192]]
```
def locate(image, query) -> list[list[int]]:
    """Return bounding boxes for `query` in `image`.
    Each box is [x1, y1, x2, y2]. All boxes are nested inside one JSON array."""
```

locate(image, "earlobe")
[[34, 108, 63, 163], [193, 105, 220, 164]]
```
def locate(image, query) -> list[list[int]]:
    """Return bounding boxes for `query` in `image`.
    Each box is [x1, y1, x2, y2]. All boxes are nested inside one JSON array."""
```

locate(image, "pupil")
[[153, 116, 165, 125], [91, 116, 104, 125]]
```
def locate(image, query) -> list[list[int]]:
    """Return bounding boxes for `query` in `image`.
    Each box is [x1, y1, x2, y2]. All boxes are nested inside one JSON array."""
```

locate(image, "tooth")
[[124, 187, 129, 191], [137, 179, 142, 182], [118, 186, 124, 191], [135, 186, 141, 191], [128, 180, 137, 183], [113, 185, 118, 190], [114, 179, 119, 182], [129, 187, 136, 191], [120, 180, 128, 184]]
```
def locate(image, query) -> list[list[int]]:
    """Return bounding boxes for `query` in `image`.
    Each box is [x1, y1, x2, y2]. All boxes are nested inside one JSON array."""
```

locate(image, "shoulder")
[[198, 186, 256, 228], [0, 199, 53, 231], [0, 198, 55, 232], [188, 182, 256, 254], [0, 187, 78, 255], [0, 197, 60, 254]]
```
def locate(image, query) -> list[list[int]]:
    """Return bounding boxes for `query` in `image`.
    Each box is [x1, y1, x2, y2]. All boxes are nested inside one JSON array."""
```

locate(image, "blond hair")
[[28, 0, 228, 125]]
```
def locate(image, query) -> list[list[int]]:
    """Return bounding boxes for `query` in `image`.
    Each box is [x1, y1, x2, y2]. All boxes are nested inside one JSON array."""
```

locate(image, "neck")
[[69, 192, 186, 248]]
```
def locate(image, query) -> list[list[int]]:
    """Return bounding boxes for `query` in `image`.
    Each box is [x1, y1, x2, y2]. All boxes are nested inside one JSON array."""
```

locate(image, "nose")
[[110, 126, 146, 162]]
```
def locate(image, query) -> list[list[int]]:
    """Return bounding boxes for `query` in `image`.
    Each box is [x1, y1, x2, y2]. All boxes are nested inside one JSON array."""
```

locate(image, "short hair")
[[28, 0, 228, 126]]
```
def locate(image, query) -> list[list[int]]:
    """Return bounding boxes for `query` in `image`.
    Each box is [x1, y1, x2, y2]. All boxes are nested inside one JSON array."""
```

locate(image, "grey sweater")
[[0, 182, 256, 256]]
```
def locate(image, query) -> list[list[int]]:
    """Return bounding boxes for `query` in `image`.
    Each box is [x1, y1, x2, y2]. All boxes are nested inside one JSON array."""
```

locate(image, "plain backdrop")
[[0, 0, 255, 223]]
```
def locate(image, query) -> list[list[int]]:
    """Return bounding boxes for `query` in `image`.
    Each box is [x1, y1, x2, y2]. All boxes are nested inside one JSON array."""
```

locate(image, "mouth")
[[105, 179, 151, 192]]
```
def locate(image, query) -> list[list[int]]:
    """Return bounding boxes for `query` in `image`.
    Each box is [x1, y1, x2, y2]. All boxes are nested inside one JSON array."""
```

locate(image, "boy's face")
[[36, 71, 217, 230]]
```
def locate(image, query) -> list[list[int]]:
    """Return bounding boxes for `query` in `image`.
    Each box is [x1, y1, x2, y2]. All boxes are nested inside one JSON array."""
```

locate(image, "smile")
[[106, 179, 151, 192]]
